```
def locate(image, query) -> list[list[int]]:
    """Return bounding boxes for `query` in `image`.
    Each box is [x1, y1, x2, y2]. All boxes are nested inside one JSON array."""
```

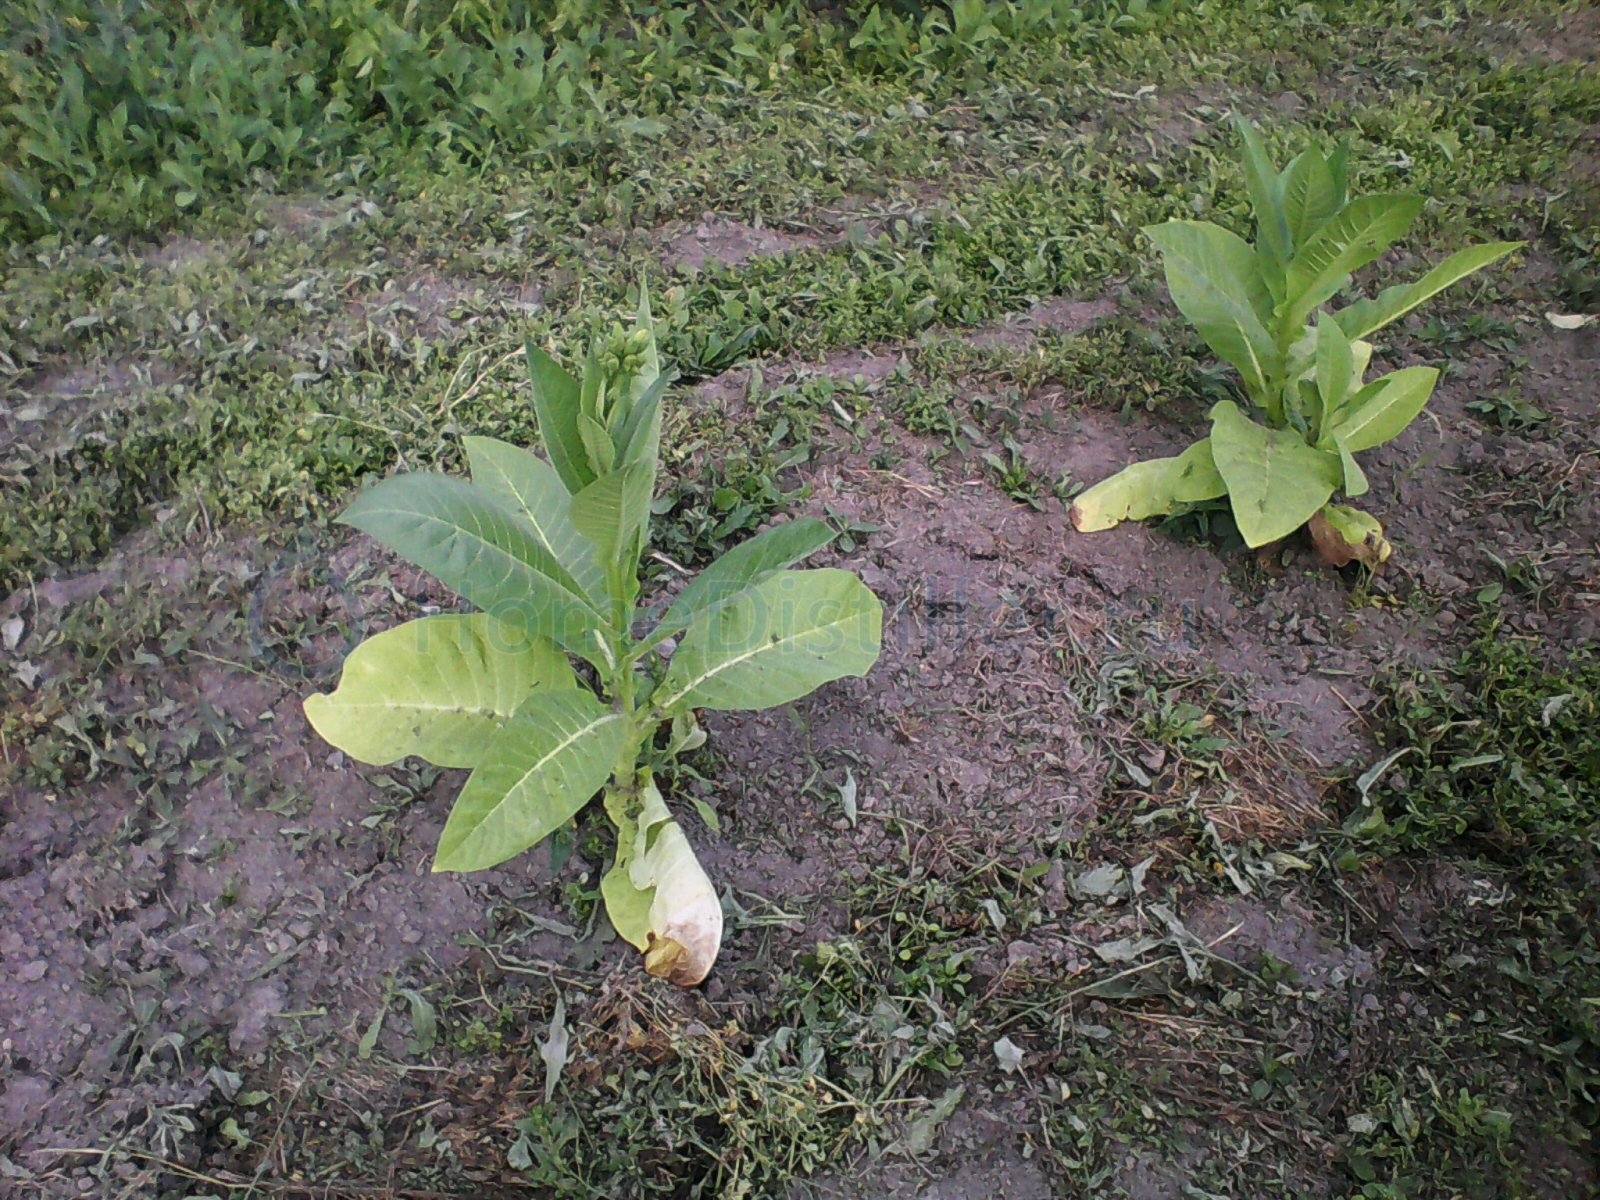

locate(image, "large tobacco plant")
[[1072, 120, 1519, 565], [305, 298, 883, 985]]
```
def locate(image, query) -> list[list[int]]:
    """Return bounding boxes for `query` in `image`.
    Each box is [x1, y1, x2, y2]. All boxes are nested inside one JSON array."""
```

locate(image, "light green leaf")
[[651, 518, 837, 645], [527, 342, 592, 495], [614, 373, 669, 469], [577, 410, 615, 476], [1313, 315, 1354, 433], [570, 462, 653, 572], [1209, 400, 1341, 547], [1349, 339, 1374, 395], [1332, 242, 1522, 341], [1144, 220, 1277, 398], [1070, 459, 1177, 531], [601, 858, 654, 948], [462, 436, 605, 602], [339, 474, 603, 660], [305, 615, 574, 768], [658, 569, 882, 712], [630, 286, 663, 399], [1327, 139, 1351, 209], [1285, 194, 1424, 322], [1327, 366, 1439, 453], [1170, 437, 1228, 503], [1280, 149, 1339, 251], [1070, 439, 1224, 533], [433, 690, 629, 872], [1236, 118, 1290, 293], [1335, 437, 1370, 498]]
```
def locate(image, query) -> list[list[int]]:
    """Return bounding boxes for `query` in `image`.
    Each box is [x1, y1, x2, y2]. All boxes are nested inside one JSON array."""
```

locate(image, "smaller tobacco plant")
[[1072, 119, 1519, 565], [305, 295, 883, 986]]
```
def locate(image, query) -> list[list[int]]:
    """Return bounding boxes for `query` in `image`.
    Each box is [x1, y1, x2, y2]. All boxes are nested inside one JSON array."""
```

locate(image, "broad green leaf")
[[1313, 315, 1354, 434], [1281, 149, 1339, 251], [1069, 439, 1225, 534], [433, 690, 629, 871], [1327, 139, 1350, 209], [1284, 194, 1424, 322], [1171, 437, 1228, 502], [570, 462, 653, 571], [1335, 437, 1370, 498], [1327, 366, 1439, 452], [340, 474, 603, 659], [614, 373, 669, 469], [601, 860, 654, 948], [527, 342, 592, 495], [1209, 400, 1341, 547], [1332, 242, 1521, 341], [630, 287, 663, 400], [305, 616, 574, 768], [577, 410, 615, 476], [1236, 118, 1290, 293], [651, 518, 837, 644], [658, 569, 882, 712], [1349, 340, 1374, 395], [1145, 220, 1277, 398], [1069, 458, 1177, 532], [462, 436, 605, 602]]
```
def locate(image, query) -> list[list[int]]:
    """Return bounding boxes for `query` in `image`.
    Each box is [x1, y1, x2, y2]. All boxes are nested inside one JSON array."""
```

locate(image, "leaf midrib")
[[658, 605, 865, 709]]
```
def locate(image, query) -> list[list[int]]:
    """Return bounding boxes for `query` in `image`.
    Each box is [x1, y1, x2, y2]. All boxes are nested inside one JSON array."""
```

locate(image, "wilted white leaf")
[[539, 995, 569, 1104], [1545, 311, 1596, 330], [1073, 863, 1125, 899], [1, 616, 23, 652], [993, 1036, 1026, 1074]]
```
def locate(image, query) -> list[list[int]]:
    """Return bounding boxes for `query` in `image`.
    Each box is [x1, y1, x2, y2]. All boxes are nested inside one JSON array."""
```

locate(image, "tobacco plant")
[[1072, 120, 1519, 565], [305, 297, 883, 985]]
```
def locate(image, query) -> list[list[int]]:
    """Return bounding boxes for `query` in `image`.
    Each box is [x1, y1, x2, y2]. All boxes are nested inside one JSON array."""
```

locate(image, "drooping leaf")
[[570, 462, 653, 574], [1332, 242, 1522, 341], [1335, 436, 1370, 498], [1070, 439, 1223, 533], [1309, 504, 1391, 569], [1145, 220, 1278, 398], [1170, 437, 1229, 502], [658, 569, 882, 713], [527, 342, 592, 495], [1070, 459, 1177, 530], [1327, 366, 1440, 452], [463, 436, 605, 601], [1284, 194, 1424, 322], [1209, 400, 1342, 547], [1280, 148, 1340, 251], [650, 518, 837, 644], [305, 615, 574, 768], [339, 474, 602, 659], [433, 690, 629, 872], [602, 778, 723, 986]]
